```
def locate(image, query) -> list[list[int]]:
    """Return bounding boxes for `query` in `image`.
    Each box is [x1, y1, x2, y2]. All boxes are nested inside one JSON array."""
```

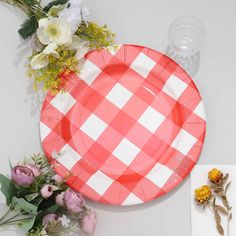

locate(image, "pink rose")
[[79, 211, 97, 235], [52, 174, 63, 185], [56, 192, 65, 206], [40, 184, 56, 199], [64, 188, 85, 213], [26, 165, 41, 177], [11, 165, 35, 186], [43, 214, 58, 226]]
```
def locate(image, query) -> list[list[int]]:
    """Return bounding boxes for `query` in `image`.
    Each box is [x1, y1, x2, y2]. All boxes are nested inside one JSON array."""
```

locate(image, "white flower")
[[68, 0, 89, 22], [58, 6, 82, 33], [30, 43, 59, 69], [37, 17, 72, 46], [66, 35, 89, 60], [59, 215, 71, 228], [58, 0, 90, 32], [48, 4, 65, 17], [81, 6, 90, 22], [69, 0, 82, 7], [68, 35, 89, 50], [30, 53, 49, 69], [27, 34, 43, 52], [43, 42, 59, 58]]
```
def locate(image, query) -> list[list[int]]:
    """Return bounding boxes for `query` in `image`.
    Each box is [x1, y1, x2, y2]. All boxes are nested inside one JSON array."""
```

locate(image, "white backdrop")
[[0, 0, 236, 235]]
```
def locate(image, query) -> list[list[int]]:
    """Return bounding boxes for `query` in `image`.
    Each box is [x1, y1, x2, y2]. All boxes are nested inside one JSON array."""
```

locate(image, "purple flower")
[[26, 164, 41, 177], [56, 192, 65, 206], [11, 165, 35, 186], [43, 214, 58, 226], [40, 184, 57, 199], [64, 188, 85, 213], [79, 211, 97, 235]]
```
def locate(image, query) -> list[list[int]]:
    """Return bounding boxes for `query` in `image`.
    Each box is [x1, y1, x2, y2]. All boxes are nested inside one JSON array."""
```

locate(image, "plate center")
[[75, 69, 173, 179]]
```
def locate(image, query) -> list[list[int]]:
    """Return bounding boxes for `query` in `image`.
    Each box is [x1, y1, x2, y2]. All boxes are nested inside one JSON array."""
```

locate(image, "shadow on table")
[[9, 24, 46, 117], [25, 79, 46, 116], [86, 177, 189, 212]]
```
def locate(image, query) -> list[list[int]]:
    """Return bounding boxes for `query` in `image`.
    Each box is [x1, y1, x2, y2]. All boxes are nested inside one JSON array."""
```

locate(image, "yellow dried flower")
[[195, 185, 212, 204], [208, 168, 222, 184]]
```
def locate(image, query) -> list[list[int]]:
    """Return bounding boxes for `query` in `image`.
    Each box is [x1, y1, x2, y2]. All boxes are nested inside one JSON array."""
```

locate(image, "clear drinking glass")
[[166, 16, 206, 77]]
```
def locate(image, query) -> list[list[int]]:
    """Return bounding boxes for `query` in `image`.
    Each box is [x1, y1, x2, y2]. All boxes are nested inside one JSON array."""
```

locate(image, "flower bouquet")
[[0, 154, 96, 236], [0, 0, 115, 93]]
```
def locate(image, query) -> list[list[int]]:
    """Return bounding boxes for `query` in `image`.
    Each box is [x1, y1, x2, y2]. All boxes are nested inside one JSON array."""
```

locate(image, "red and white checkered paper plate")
[[40, 44, 206, 205]]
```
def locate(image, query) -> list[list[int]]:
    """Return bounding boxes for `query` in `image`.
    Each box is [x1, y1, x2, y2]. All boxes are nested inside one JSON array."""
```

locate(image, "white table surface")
[[0, 0, 236, 235]]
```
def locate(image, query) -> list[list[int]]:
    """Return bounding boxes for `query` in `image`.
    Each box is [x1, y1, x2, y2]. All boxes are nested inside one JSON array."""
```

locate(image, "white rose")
[[37, 17, 72, 46]]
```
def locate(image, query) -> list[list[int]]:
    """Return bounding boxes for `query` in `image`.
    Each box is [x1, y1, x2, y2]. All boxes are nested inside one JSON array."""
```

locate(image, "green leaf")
[[30, 196, 43, 207], [18, 216, 36, 232], [8, 159, 13, 169], [43, 0, 69, 12], [11, 197, 38, 215], [41, 204, 58, 215], [0, 174, 16, 206], [25, 193, 39, 202], [18, 16, 38, 40]]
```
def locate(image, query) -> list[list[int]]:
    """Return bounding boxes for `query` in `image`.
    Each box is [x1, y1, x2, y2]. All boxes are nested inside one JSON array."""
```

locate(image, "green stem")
[[0, 0, 27, 13], [0, 212, 21, 224], [28, 4, 45, 16], [0, 0, 46, 17], [16, 0, 40, 14], [0, 208, 11, 222], [0, 217, 33, 226]]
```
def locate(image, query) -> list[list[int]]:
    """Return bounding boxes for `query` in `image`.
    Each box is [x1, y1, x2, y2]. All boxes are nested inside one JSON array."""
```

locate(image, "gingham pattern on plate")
[[40, 44, 206, 205]]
